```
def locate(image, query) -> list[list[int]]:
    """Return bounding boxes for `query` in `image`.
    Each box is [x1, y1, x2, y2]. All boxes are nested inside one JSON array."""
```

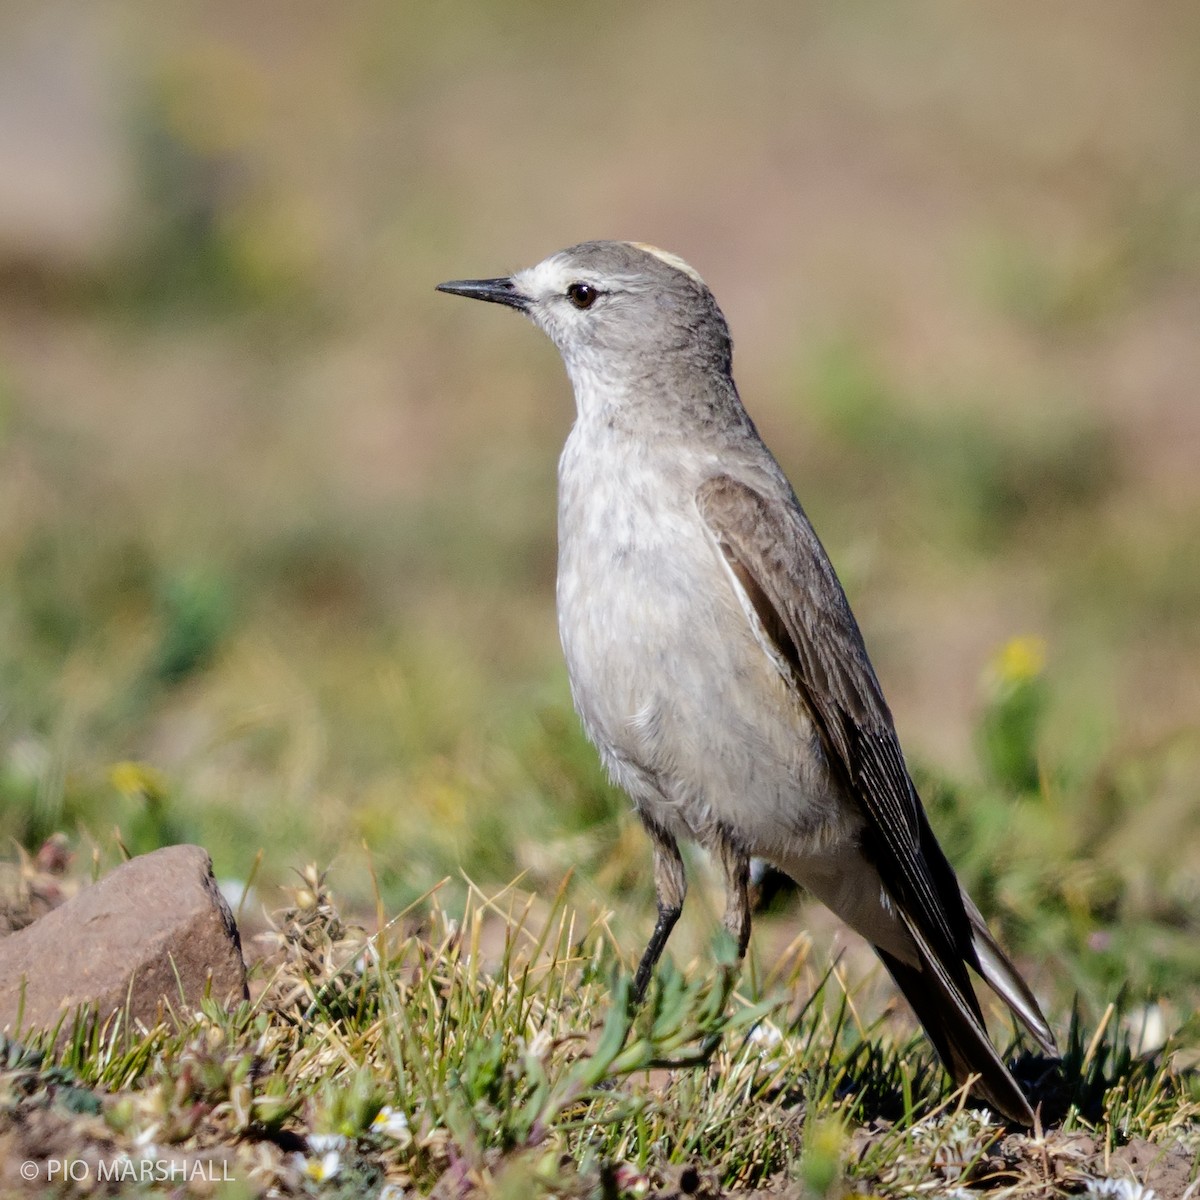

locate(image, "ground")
[[1, 2, 1198, 1195]]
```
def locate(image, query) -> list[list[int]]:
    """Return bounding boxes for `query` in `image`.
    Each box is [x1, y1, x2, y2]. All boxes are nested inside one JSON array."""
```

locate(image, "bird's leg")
[[632, 821, 687, 1003], [713, 828, 752, 959]]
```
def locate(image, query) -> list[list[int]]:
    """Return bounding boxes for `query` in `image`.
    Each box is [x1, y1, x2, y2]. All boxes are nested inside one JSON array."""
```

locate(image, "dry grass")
[[1, 1, 1199, 1194], [3, 869, 1197, 1197]]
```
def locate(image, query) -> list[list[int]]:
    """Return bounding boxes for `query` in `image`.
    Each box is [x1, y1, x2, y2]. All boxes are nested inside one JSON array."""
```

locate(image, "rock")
[[0, 845, 247, 1042]]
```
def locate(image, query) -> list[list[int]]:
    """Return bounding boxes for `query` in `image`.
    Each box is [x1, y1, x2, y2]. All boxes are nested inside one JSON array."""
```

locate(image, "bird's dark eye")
[[566, 282, 599, 310]]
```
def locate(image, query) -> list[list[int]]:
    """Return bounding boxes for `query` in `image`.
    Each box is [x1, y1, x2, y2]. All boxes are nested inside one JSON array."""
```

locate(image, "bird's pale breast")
[[556, 422, 854, 860]]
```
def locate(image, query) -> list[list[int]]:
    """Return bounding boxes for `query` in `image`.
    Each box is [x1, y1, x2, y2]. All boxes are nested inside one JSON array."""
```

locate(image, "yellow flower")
[[991, 636, 1046, 686], [109, 761, 168, 802]]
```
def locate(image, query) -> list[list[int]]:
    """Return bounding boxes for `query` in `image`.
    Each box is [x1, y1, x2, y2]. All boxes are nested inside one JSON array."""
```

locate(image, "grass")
[[2, 2, 1200, 1194], [4, 864, 1197, 1197], [6, 602, 1198, 1195]]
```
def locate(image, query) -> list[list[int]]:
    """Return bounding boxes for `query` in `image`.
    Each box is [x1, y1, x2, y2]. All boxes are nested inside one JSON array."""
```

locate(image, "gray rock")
[[0, 844, 247, 1043]]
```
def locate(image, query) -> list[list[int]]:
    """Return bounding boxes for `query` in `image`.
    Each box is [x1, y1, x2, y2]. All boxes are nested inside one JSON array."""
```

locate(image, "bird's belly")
[[557, 503, 852, 859]]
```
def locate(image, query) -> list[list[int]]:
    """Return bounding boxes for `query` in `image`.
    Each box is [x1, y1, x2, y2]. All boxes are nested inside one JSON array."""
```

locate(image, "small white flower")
[[379, 1184, 406, 1199], [292, 1149, 342, 1183], [1084, 1179, 1157, 1200], [372, 1106, 412, 1142], [748, 1022, 783, 1052]]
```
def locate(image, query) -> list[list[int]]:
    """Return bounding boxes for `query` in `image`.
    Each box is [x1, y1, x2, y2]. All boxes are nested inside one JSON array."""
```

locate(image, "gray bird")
[[437, 241, 1057, 1124]]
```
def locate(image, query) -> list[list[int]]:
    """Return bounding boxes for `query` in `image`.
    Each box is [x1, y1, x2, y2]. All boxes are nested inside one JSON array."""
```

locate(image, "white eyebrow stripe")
[[514, 257, 574, 296], [625, 243, 707, 286]]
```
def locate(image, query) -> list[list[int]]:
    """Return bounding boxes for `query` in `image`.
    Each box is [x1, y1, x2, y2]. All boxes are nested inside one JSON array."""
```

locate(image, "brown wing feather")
[[696, 472, 1046, 1123], [697, 475, 974, 981]]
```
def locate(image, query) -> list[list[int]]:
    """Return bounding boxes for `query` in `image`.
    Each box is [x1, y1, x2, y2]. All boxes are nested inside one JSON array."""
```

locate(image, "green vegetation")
[[1, 2, 1198, 1194], [5, 865, 1197, 1196]]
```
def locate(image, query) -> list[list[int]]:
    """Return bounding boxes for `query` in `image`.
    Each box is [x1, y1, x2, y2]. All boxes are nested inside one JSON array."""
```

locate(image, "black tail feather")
[[878, 943, 1035, 1126]]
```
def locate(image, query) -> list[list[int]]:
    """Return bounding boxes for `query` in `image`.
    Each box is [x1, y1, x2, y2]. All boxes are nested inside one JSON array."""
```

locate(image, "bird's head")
[[437, 241, 734, 413]]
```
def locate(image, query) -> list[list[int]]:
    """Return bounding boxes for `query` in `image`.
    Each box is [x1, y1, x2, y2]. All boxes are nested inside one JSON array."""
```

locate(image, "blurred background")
[[1, 2, 1198, 1009]]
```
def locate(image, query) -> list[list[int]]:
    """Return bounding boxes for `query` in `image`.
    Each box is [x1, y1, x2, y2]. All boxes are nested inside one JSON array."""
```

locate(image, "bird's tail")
[[961, 890, 1058, 1056], [877, 915, 1037, 1126]]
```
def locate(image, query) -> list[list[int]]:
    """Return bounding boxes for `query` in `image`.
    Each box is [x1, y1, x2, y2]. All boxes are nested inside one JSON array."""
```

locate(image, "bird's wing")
[[696, 473, 1049, 1122], [695, 473, 974, 987]]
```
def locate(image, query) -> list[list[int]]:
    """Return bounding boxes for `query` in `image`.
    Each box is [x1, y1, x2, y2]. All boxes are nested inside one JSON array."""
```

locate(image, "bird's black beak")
[[435, 276, 529, 312]]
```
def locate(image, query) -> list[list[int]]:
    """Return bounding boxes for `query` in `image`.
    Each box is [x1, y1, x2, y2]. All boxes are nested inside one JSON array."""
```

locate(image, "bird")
[[436, 240, 1057, 1124]]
